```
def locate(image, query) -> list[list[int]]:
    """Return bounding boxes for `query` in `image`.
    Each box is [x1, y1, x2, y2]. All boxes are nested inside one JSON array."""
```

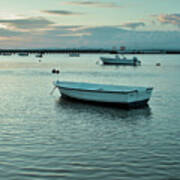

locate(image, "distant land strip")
[[0, 49, 180, 54]]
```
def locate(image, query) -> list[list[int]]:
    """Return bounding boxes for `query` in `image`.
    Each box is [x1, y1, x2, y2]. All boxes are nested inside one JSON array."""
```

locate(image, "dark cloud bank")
[[0, 19, 180, 49]]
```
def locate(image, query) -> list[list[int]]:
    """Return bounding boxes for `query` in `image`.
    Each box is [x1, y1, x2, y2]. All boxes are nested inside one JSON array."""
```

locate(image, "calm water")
[[0, 54, 180, 179]]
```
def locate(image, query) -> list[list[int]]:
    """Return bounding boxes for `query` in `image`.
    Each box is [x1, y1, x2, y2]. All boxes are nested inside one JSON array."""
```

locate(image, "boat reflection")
[[55, 97, 152, 122]]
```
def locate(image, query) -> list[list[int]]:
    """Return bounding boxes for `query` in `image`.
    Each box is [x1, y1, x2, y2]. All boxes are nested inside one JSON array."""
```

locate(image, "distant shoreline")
[[1, 49, 180, 55]]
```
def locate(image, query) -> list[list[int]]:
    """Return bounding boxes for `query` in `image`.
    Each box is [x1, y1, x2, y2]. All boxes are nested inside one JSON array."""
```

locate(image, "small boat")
[[18, 52, 29, 56], [156, 63, 161, 66], [1, 52, 12, 56], [100, 54, 141, 66], [35, 53, 43, 58], [69, 53, 80, 57], [54, 81, 153, 108]]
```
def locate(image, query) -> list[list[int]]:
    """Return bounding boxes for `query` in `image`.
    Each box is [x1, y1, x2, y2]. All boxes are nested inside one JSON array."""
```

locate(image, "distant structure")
[[112, 46, 117, 51], [120, 46, 126, 51], [0, 48, 180, 55]]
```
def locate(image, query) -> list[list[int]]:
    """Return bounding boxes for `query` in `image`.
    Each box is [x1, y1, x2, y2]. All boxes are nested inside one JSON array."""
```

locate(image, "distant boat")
[[100, 54, 141, 66], [18, 52, 29, 56], [69, 53, 80, 57], [156, 63, 161, 66], [35, 53, 43, 58], [53, 80, 153, 108], [1, 52, 12, 56]]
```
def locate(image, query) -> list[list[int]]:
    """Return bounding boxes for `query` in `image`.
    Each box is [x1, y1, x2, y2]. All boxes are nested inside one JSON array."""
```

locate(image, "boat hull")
[[100, 57, 141, 66], [54, 81, 153, 109], [61, 93, 149, 108]]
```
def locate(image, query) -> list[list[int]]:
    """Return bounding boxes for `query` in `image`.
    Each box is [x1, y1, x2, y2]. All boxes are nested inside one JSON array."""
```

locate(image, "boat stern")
[[126, 87, 153, 107]]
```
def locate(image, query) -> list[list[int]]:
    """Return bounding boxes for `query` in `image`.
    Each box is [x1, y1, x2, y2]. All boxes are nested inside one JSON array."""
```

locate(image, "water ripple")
[[1, 55, 180, 179]]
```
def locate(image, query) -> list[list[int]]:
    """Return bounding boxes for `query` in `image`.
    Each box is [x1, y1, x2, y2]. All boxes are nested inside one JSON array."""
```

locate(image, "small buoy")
[[52, 69, 60, 74], [156, 63, 161, 66], [52, 69, 56, 73]]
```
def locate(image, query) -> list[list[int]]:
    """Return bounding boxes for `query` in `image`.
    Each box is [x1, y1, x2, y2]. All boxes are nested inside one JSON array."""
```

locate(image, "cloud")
[[1, 24, 180, 49], [42, 10, 83, 16], [121, 22, 146, 29], [78, 27, 180, 49], [55, 25, 83, 30], [0, 27, 31, 46], [41, 25, 180, 49], [0, 17, 54, 31], [47, 26, 180, 49], [156, 13, 180, 27], [64, 1, 121, 8], [42, 25, 89, 40], [0, 36, 22, 41], [0, 28, 23, 37]]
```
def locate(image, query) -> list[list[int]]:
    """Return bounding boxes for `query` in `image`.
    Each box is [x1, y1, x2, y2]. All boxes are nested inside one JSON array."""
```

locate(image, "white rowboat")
[[54, 81, 153, 108]]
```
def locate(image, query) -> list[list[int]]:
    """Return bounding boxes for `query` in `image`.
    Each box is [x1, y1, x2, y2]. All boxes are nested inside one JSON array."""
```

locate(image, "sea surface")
[[0, 54, 180, 180]]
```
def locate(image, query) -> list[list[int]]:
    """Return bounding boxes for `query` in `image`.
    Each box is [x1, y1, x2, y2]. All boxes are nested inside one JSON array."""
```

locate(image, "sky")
[[0, 0, 180, 49]]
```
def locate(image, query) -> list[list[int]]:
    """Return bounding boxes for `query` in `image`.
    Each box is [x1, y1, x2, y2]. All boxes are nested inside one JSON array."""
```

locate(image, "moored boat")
[[1, 52, 12, 56], [100, 54, 141, 66], [69, 53, 80, 57], [54, 80, 153, 108], [35, 53, 43, 58], [18, 52, 29, 56]]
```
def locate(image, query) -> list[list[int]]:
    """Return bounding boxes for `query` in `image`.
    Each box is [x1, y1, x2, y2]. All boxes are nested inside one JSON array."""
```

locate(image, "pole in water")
[[50, 69, 61, 95], [50, 86, 57, 95]]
